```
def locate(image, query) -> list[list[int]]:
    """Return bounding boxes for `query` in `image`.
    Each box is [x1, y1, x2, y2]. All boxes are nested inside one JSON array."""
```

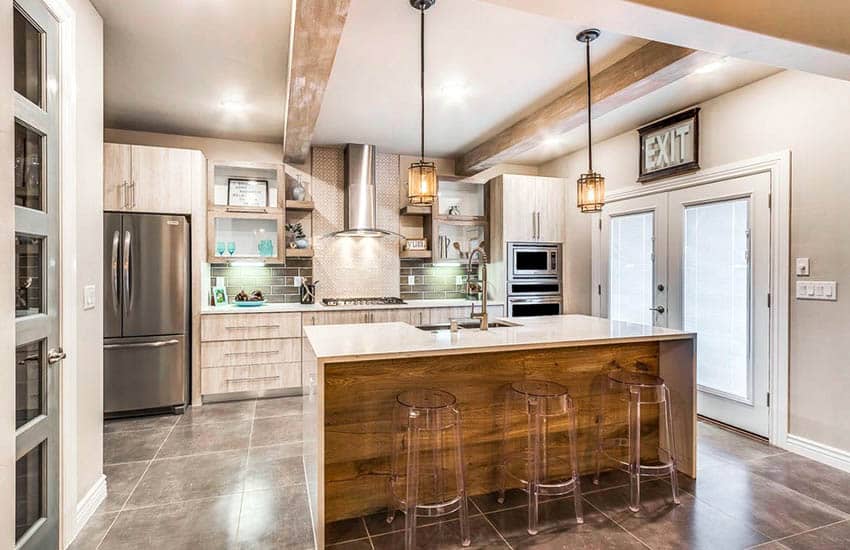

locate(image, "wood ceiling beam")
[[283, 0, 350, 165], [456, 41, 716, 175]]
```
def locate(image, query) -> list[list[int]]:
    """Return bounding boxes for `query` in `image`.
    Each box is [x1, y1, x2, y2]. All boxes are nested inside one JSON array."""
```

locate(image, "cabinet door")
[[501, 175, 539, 242], [429, 307, 471, 324], [304, 310, 371, 326], [535, 177, 565, 242], [376, 308, 429, 326], [104, 143, 131, 211], [130, 145, 193, 214]]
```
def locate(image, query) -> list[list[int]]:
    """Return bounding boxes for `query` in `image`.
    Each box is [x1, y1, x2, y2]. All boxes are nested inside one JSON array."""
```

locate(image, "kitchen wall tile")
[[209, 259, 312, 304]]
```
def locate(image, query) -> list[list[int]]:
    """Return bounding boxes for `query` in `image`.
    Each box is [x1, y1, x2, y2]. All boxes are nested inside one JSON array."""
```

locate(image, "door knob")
[[47, 347, 67, 365], [649, 305, 666, 314]]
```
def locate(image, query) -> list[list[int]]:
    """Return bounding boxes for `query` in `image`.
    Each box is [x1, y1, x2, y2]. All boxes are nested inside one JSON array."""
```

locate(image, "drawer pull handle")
[[226, 375, 280, 383], [224, 350, 279, 357], [224, 325, 279, 330]]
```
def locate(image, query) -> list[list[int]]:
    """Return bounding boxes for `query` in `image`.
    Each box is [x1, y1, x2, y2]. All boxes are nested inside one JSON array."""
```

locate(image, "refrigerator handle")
[[111, 230, 120, 316], [123, 229, 133, 314]]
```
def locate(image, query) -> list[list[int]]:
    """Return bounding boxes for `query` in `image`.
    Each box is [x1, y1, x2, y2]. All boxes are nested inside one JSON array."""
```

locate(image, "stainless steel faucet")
[[468, 246, 488, 330]]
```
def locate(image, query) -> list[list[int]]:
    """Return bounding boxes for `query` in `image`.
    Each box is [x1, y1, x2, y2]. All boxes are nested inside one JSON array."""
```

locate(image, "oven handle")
[[507, 296, 563, 304]]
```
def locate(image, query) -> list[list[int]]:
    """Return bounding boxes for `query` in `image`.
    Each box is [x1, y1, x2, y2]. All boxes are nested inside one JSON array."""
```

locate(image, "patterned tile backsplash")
[[400, 259, 478, 301], [210, 259, 312, 304]]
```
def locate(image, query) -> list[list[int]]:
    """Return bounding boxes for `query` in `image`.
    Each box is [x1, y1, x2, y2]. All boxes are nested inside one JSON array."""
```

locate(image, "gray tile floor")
[[72, 399, 850, 549]]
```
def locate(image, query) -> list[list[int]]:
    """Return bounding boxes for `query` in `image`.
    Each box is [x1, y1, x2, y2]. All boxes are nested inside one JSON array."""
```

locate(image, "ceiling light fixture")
[[693, 57, 728, 75], [576, 28, 605, 214], [440, 81, 469, 103], [220, 97, 248, 113], [407, 0, 438, 206]]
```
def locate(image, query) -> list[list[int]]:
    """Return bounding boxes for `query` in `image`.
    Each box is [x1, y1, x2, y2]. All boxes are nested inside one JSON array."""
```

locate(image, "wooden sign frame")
[[638, 107, 700, 183]]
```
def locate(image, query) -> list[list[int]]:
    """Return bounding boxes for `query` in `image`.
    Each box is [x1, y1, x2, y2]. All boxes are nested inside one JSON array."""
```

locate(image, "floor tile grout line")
[[581, 495, 654, 550], [767, 517, 850, 545], [472, 499, 515, 550], [358, 516, 375, 549], [235, 399, 259, 545], [96, 415, 180, 549]]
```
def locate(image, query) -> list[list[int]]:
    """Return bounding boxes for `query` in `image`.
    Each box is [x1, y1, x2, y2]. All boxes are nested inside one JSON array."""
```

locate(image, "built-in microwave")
[[507, 295, 563, 317], [507, 242, 561, 279]]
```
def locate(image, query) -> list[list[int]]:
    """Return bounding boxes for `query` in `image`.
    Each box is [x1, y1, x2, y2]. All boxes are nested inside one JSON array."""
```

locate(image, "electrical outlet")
[[294, 276, 303, 287], [455, 275, 464, 285], [407, 275, 416, 286]]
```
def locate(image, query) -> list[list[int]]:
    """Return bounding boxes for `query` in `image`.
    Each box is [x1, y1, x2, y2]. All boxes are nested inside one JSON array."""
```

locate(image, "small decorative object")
[[212, 286, 228, 307], [257, 239, 274, 257], [407, 0, 438, 206], [448, 204, 461, 216], [215, 241, 226, 256], [638, 107, 700, 183], [300, 278, 317, 305], [286, 223, 309, 249], [576, 29, 605, 213], [291, 175, 307, 201], [227, 178, 268, 208], [404, 238, 428, 251], [226, 241, 236, 256], [233, 289, 266, 307]]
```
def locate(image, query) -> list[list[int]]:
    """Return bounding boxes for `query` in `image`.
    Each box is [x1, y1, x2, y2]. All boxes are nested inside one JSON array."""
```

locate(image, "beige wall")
[[540, 70, 850, 452], [104, 128, 283, 163], [73, 0, 105, 502]]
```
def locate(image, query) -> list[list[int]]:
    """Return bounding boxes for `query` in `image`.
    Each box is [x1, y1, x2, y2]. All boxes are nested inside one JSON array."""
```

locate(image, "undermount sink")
[[416, 319, 521, 332]]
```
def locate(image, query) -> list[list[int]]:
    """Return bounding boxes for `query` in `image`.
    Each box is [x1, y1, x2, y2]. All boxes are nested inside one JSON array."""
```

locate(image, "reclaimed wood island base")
[[302, 315, 696, 546]]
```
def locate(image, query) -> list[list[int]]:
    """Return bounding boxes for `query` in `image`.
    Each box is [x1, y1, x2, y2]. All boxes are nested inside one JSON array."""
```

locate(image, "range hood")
[[326, 144, 402, 238]]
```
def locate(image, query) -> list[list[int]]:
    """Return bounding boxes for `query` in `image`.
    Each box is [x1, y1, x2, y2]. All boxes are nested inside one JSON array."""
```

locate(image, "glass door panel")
[[609, 212, 655, 326], [684, 199, 751, 400]]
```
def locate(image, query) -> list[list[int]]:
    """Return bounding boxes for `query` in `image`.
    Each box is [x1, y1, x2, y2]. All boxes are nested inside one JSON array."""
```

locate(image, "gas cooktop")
[[321, 297, 406, 306]]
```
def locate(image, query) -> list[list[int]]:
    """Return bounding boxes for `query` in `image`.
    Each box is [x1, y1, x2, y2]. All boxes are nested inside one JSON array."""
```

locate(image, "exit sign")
[[638, 107, 700, 183]]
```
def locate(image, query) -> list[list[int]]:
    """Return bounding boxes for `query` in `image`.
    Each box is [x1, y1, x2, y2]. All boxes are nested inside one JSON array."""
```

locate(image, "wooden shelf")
[[400, 249, 432, 259], [434, 215, 486, 223], [285, 247, 314, 258], [286, 200, 314, 211], [400, 205, 433, 216]]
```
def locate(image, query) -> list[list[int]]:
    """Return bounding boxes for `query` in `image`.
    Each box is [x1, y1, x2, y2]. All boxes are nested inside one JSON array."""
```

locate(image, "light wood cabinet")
[[492, 174, 566, 243], [429, 307, 473, 324], [103, 143, 198, 214], [202, 363, 300, 395], [201, 312, 301, 342]]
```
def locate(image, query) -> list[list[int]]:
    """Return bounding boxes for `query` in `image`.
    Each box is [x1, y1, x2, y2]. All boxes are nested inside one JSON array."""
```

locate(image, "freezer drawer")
[[104, 335, 187, 414]]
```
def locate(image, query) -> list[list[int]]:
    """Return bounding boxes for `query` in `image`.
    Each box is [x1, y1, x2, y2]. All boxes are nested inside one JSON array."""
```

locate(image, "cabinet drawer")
[[201, 338, 300, 368], [201, 362, 301, 395], [201, 312, 301, 341]]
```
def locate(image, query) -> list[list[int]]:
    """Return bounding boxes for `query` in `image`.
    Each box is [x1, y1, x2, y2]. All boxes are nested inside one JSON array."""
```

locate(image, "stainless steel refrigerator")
[[103, 213, 190, 416]]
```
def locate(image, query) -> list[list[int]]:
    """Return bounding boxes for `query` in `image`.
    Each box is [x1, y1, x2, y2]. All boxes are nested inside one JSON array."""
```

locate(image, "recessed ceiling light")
[[220, 97, 248, 112], [693, 57, 728, 75], [543, 135, 564, 147], [439, 81, 470, 103]]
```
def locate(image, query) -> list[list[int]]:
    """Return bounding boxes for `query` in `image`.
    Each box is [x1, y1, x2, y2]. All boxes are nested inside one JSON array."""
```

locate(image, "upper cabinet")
[[490, 174, 566, 243], [104, 143, 199, 214]]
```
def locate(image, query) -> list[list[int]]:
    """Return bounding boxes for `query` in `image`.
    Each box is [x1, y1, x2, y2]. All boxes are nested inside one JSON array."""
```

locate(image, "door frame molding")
[[593, 150, 791, 447]]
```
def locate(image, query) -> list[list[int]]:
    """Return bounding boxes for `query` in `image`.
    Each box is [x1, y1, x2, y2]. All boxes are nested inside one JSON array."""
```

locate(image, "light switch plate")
[[294, 276, 303, 287], [795, 258, 810, 276], [796, 281, 837, 301], [455, 275, 464, 285], [407, 275, 415, 286], [83, 285, 96, 310]]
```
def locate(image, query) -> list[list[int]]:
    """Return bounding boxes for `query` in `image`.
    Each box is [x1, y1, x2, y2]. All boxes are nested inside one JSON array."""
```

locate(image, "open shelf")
[[400, 205, 433, 216], [286, 200, 314, 211], [400, 249, 432, 259], [285, 247, 314, 258]]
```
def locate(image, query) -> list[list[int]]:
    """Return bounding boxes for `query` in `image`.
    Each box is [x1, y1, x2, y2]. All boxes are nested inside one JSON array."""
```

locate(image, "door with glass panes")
[[600, 173, 771, 437], [13, 0, 62, 548]]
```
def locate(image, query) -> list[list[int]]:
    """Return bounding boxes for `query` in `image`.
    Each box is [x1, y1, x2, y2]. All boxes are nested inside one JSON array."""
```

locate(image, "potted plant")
[[285, 222, 309, 249]]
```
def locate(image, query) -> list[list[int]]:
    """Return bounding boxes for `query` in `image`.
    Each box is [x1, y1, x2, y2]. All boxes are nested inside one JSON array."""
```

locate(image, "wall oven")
[[508, 296, 563, 317], [507, 242, 561, 279]]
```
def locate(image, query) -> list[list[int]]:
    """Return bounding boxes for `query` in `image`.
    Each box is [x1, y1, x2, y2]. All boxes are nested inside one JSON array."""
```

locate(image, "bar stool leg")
[[497, 386, 511, 504], [567, 406, 584, 524], [628, 386, 641, 513], [452, 408, 471, 547], [387, 404, 401, 524], [404, 411, 420, 550], [664, 386, 681, 505], [527, 397, 541, 536], [593, 393, 604, 486]]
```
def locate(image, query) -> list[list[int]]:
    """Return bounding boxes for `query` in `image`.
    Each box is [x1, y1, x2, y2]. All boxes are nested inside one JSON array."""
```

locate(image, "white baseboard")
[[68, 474, 107, 547], [784, 434, 850, 474]]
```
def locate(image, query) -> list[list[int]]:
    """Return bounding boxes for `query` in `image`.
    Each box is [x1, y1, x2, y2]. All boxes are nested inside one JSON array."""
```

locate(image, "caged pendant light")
[[576, 28, 605, 213], [407, 0, 438, 206]]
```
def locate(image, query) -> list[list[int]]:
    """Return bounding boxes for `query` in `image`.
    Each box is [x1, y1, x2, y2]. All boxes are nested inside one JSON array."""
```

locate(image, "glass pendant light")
[[407, 0, 437, 206], [576, 29, 605, 213]]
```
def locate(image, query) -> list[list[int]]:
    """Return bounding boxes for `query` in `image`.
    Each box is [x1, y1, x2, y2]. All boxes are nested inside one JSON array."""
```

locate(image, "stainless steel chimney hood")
[[326, 144, 402, 238]]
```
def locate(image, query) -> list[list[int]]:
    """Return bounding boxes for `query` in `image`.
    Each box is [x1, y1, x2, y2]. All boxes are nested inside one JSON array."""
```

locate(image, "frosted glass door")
[[683, 199, 750, 400], [609, 212, 655, 326]]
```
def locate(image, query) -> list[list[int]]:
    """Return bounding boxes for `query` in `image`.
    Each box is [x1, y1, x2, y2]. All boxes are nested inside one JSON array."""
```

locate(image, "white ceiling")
[[92, 0, 291, 143], [311, 0, 648, 158]]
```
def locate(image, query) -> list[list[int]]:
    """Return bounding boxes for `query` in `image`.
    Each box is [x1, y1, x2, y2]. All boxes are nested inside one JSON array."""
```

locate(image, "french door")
[[13, 1, 62, 548], [600, 173, 771, 437]]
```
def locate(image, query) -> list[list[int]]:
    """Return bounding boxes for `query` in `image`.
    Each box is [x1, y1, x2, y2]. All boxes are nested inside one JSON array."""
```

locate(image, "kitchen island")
[[302, 314, 696, 546]]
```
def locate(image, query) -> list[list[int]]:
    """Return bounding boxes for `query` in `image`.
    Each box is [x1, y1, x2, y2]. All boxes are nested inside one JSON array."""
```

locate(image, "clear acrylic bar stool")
[[594, 370, 680, 512], [498, 380, 583, 535], [386, 388, 471, 550]]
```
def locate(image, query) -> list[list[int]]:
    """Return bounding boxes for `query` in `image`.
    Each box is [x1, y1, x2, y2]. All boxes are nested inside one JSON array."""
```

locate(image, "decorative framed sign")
[[227, 178, 269, 207], [638, 107, 700, 183]]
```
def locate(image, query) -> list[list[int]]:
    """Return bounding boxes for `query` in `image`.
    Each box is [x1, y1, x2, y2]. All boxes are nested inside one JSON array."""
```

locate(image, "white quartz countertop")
[[201, 299, 502, 315], [304, 314, 695, 362]]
